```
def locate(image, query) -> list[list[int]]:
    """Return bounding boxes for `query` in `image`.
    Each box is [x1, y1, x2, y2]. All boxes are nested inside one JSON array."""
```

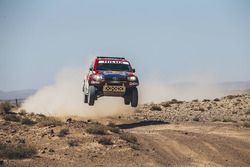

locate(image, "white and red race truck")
[[83, 57, 139, 107]]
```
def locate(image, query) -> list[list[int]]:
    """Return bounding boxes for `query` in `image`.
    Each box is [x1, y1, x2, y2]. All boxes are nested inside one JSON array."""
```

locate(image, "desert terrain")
[[0, 93, 250, 167]]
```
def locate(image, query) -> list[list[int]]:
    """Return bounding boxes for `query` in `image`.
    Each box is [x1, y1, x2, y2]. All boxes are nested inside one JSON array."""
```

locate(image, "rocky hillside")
[[132, 93, 250, 126]]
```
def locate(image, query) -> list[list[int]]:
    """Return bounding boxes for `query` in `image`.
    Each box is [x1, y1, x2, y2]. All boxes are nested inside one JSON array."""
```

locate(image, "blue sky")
[[0, 0, 249, 91]]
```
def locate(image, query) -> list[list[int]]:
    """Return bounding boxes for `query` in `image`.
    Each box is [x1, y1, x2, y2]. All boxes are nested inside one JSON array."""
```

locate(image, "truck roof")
[[97, 56, 125, 60]]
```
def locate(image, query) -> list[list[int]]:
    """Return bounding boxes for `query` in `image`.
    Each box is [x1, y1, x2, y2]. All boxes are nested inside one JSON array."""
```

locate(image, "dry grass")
[[107, 123, 121, 133], [58, 128, 69, 137], [37, 116, 63, 127], [68, 139, 79, 147], [222, 118, 236, 123], [192, 117, 200, 122], [212, 118, 221, 122], [98, 137, 113, 145], [120, 133, 137, 144], [86, 123, 107, 135], [243, 122, 250, 128], [0, 143, 37, 159], [150, 105, 162, 111], [0, 102, 12, 113], [19, 109, 27, 116], [245, 111, 250, 115], [21, 117, 36, 125], [213, 98, 220, 102], [3, 114, 21, 122]]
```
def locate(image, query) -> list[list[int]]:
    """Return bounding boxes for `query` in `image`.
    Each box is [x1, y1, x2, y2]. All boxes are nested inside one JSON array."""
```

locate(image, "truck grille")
[[104, 75, 127, 81]]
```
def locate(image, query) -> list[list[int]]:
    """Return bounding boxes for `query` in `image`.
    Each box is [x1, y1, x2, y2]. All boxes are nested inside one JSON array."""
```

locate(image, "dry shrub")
[[86, 123, 107, 135], [19, 109, 27, 116], [98, 137, 113, 145], [107, 123, 121, 133], [213, 98, 220, 102], [68, 139, 78, 147], [192, 99, 199, 102], [58, 128, 69, 137], [161, 102, 171, 107], [21, 117, 36, 125], [0, 143, 37, 159], [38, 116, 63, 127], [202, 99, 210, 102], [192, 117, 200, 122], [222, 118, 236, 123], [150, 105, 162, 111], [243, 122, 250, 128], [0, 102, 12, 113], [120, 133, 137, 144], [3, 114, 20, 122]]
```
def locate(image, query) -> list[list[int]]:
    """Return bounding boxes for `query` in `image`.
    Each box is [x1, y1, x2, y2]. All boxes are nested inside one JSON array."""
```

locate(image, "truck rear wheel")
[[88, 86, 96, 106], [84, 94, 88, 103], [130, 88, 138, 107]]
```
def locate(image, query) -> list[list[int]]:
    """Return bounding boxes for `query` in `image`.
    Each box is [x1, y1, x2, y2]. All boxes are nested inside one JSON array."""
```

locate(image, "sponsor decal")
[[99, 60, 129, 65]]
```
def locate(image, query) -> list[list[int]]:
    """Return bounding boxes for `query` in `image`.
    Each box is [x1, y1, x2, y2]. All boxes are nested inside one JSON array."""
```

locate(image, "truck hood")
[[101, 71, 132, 81]]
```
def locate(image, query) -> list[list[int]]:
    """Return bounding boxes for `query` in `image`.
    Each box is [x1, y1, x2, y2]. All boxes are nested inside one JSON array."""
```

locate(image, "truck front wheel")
[[130, 88, 138, 107], [124, 96, 130, 105], [88, 86, 96, 106]]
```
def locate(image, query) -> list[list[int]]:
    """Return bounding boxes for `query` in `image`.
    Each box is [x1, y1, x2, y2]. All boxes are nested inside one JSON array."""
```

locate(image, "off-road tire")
[[88, 86, 96, 106], [124, 96, 130, 105], [84, 94, 88, 103], [130, 88, 138, 107]]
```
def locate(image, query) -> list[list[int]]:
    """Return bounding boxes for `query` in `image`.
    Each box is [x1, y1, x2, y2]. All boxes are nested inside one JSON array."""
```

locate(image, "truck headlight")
[[128, 76, 137, 81], [92, 74, 103, 81]]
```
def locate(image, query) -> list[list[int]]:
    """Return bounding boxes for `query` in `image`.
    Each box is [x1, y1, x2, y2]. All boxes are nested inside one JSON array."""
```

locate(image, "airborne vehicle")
[[83, 57, 139, 107]]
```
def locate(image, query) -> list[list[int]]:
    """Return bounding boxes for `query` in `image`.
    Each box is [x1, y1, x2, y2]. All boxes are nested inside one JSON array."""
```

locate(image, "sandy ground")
[[2, 120, 250, 167], [1, 93, 250, 167]]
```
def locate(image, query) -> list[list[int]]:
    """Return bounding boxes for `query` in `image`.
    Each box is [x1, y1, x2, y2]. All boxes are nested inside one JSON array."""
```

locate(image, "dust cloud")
[[22, 67, 224, 117], [22, 68, 131, 118], [139, 76, 225, 103]]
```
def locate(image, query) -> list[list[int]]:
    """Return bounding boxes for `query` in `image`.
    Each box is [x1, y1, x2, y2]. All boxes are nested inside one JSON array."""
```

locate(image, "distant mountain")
[[0, 89, 37, 100], [218, 81, 250, 91]]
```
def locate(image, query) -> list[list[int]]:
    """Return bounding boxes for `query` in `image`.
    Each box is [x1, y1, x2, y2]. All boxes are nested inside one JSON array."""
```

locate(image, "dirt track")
[[126, 122, 250, 167], [2, 119, 250, 167]]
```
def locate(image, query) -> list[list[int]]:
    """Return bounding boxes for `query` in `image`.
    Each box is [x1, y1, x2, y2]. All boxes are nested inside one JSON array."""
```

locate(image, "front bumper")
[[89, 80, 139, 97]]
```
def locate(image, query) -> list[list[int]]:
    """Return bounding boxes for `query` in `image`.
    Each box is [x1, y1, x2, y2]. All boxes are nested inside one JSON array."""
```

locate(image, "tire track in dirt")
[[126, 123, 250, 167]]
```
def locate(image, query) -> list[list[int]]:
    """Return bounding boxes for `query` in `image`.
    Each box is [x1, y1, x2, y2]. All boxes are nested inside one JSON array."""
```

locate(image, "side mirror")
[[132, 69, 136, 72], [89, 67, 93, 71]]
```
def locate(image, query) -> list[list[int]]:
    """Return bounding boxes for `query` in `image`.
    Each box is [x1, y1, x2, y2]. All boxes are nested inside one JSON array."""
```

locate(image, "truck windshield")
[[97, 63, 131, 71]]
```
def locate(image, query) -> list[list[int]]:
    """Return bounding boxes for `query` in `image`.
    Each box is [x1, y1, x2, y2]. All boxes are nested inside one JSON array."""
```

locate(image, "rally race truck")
[[83, 57, 139, 107]]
